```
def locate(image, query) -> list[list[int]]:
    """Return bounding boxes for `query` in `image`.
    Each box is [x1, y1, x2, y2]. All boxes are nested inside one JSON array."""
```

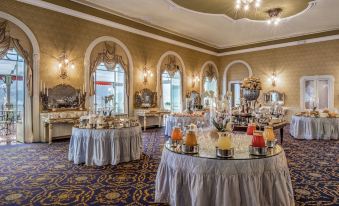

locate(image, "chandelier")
[[266, 8, 283, 25], [235, 0, 261, 11]]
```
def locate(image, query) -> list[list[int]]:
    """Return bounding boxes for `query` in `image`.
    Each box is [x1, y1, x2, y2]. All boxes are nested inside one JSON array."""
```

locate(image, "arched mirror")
[[264, 90, 285, 105]]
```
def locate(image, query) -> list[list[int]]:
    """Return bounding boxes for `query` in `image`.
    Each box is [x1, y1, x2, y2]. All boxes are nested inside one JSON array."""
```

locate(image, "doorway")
[[0, 49, 25, 144]]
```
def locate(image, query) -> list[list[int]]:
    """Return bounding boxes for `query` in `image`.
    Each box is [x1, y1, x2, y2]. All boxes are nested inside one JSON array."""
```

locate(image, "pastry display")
[[77, 114, 140, 129]]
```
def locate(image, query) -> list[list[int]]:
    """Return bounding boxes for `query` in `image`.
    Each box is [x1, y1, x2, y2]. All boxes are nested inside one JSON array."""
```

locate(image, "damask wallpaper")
[[1, 0, 338, 113], [220, 40, 339, 109], [0, 0, 218, 110]]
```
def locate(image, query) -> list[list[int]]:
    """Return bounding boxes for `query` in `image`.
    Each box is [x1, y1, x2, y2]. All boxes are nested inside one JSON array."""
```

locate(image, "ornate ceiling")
[[170, 0, 314, 21], [68, 0, 339, 49]]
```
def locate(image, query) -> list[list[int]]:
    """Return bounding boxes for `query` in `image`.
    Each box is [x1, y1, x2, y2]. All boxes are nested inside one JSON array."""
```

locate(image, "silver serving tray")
[[182, 144, 199, 154], [249, 145, 268, 156], [216, 147, 234, 158]]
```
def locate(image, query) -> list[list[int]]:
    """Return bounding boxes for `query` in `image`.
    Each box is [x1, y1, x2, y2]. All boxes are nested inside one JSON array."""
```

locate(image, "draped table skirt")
[[68, 126, 142, 166], [155, 148, 294, 206], [165, 114, 210, 136], [290, 116, 339, 140]]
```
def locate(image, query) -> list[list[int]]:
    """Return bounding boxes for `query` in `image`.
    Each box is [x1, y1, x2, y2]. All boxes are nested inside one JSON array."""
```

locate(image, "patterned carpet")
[[0, 127, 338, 206]]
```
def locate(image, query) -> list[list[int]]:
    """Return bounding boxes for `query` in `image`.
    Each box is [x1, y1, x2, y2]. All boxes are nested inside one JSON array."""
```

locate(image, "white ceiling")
[[73, 0, 339, 49]]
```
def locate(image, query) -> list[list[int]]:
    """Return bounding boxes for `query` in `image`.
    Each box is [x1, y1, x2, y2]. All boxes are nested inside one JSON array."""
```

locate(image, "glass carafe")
[[217, 132, 232, 150], [185, 124, 198, 146], [171, 126, 183, 141], [252, 131, 265, 148], [263, 126, 276, 141], [247, 123, 256, 135]]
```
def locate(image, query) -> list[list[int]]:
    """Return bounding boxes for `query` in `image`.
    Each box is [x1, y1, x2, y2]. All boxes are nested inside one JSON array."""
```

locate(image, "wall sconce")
[[143, 65, 153, 85], [270, 72, 277, 87], [58, 53, 75, 79], [192, 73, 200, 88]]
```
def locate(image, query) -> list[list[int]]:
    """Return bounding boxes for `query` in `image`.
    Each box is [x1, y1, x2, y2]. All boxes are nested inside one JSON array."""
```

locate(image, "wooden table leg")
[[280, 127, 283, 144], [49, 123, 53, 144]]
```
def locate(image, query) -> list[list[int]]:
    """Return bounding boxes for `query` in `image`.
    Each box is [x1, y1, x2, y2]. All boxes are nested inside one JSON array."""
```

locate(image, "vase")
[[243, 89, 260, 101]]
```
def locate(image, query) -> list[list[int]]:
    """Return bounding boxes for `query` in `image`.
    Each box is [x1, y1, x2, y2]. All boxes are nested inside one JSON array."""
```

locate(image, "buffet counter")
[[290, 115, 339, 140]]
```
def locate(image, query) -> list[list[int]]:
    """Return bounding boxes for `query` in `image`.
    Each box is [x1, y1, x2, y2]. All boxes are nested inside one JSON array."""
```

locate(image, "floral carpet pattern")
[[0, 127, 338, 206]]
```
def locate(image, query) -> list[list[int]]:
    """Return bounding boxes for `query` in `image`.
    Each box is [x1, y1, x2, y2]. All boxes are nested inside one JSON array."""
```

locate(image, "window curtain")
[[89, 42, 128, 97], [0, 21, 33, 96]]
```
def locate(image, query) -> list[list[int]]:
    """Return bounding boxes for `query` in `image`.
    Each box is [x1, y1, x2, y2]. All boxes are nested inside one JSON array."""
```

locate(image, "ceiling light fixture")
[[266, 8, 283, 25], [235, 0, 261, 11]]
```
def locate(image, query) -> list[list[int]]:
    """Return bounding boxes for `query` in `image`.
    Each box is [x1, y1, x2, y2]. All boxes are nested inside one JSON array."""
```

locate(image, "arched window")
[[94, 63, 125, 114], [161, 56, 182, 112], [201, 63, 218, 107], [89, 42, 129, 114], [0, 49, 25, 141]]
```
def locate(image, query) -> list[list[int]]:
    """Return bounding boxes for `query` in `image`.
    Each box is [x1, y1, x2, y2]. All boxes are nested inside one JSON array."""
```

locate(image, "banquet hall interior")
[[0, 0, 338, 205]]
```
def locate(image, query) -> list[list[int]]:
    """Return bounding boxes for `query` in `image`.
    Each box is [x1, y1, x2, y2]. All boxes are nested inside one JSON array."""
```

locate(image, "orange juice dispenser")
[[182, 124, 199, 154], [263, 126, 276, 148], [171, 126, 183, 147]]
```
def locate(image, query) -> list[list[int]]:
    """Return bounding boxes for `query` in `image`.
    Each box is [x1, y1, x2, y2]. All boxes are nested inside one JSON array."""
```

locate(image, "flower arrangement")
[[241, 77, 262, 90], [212, 111, 232, 132]]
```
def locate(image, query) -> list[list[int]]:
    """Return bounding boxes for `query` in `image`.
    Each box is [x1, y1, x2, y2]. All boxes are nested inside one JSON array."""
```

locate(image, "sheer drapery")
[[89, 42, 128, 96], [0, 21, 33, 96]]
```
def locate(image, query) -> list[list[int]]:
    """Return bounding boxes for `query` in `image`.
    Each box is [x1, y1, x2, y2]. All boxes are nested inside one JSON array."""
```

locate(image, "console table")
[[135, 109, 170, 131]]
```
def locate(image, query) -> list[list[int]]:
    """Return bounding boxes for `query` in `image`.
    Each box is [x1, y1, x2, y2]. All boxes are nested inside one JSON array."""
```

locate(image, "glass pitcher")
[[252, 130, 266, 148], [185, 124, 198, 146], [247, 123, 256, 135], [171, 126, 183, 141], [263, 126, 276, 141]]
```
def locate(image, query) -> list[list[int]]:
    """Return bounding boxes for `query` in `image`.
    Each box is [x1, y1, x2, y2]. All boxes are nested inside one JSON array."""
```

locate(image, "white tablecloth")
[[155, 148, 294, 206], [68, 126, 142, 166], [165, 114, 210, 136], [290, 115, 339, 140]]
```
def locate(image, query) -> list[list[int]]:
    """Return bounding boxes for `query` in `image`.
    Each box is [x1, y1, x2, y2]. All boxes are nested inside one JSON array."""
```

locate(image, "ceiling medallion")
[[170, 0, 314, 22]]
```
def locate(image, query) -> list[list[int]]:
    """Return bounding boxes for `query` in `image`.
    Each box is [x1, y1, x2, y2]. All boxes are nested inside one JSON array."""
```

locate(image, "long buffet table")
[[290, 115, 339, 140]]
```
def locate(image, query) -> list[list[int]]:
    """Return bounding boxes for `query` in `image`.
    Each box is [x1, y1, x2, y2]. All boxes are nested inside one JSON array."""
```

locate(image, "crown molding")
[[15, 0, 339, 57], [217, 34, 339, 56]]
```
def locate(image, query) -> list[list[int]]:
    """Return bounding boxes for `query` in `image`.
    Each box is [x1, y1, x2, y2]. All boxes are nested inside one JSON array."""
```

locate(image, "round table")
[[165, 114, 210, 136], [290, 115, 339, 140], [68, 125, 142, 166], [155, 142, 294, 206]]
